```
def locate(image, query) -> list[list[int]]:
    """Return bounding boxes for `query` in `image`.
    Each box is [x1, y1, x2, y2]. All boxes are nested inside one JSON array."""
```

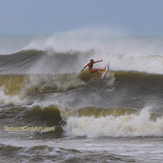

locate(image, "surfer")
[[81, 59, 106, 76]]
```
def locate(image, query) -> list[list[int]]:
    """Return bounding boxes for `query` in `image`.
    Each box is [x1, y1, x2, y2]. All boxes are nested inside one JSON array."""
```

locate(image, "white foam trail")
[[64, 107, 163, 138]]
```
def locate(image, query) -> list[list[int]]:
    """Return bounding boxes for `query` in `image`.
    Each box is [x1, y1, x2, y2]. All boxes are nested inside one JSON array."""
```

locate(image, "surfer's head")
[[90, 59, 94, 63]]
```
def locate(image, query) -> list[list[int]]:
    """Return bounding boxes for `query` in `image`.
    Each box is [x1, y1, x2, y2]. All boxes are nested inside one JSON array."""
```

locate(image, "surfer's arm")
[[94, 60, 103, 63], [81, 64, 89, 72]]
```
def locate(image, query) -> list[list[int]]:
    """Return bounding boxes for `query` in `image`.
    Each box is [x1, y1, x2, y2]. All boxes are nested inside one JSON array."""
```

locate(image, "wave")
[[0, 143, 136, 163], [1, 48, 163, 76], [0, 49, 90, 74], [0, 73, 85, 92], [1, 70, 163, 106], [2, 104, 163, 138], [2, 105, 64, 127], [65, 107, 163, 138], [0, 50, 44, 74], [1, 34, 163, 75], [114, 71, 163, 91], [22, 33, 163, 74]]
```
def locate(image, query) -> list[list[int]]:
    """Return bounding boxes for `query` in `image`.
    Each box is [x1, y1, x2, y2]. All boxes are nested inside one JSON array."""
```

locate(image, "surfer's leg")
[[98, 68, 106, 71], [91, 68, 106, 73], [90, 68, 106, 77], [91, 69, 103, 77], [97, 68, 106, 77]]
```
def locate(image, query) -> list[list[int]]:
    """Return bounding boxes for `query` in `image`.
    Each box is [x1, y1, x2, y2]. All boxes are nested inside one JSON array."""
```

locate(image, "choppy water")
[[0, 31, 163, 162]]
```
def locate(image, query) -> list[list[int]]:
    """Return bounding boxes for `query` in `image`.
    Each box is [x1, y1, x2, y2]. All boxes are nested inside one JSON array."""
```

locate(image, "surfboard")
[[100, 62, 110, 79]]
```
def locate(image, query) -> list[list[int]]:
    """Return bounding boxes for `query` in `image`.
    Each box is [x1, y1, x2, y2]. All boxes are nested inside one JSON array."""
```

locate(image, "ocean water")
[[0, 31, 163, 163]]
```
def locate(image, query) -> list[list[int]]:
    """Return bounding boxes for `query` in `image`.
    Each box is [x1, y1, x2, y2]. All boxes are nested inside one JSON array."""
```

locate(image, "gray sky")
[[0, 0, 163, 36]]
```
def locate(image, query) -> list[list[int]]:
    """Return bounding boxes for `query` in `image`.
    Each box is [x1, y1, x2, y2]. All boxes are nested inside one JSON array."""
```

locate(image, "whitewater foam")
[[0, 88, 25, 105], [64, 107, 163, 138]]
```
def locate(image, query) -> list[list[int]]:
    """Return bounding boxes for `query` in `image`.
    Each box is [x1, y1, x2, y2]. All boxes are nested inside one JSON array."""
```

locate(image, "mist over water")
[[1, 29, 163, 162]]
